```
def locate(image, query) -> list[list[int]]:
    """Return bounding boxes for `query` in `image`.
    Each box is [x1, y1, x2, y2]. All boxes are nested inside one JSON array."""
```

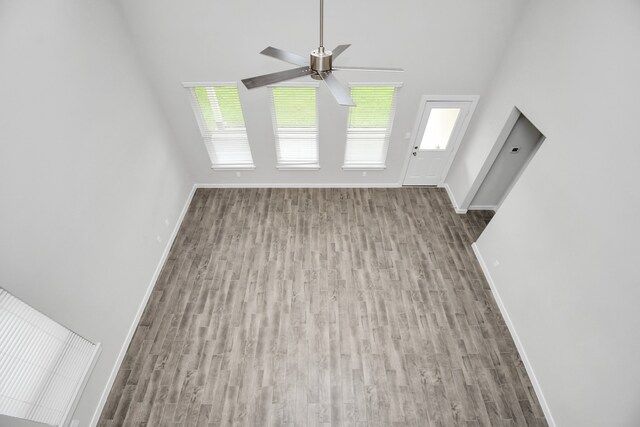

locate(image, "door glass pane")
[[419, 108, 461, 150]]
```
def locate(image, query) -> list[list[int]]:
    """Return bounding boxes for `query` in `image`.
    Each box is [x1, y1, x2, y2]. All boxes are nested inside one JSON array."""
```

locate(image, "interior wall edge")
[[111, 0, 196, 183], [439, 183, 467, 214], [471, 242, 556, 427], [89, 184, 198, 427]]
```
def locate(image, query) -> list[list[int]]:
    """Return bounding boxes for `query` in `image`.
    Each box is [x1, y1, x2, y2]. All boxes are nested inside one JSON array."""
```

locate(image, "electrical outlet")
[[236, 171, 241, 177], [164, 218, 169, 226], [362, 171, 367, 177], [405, 132, 411, 139], [493, 260, 500, 267], [156, 235, 162, 243]]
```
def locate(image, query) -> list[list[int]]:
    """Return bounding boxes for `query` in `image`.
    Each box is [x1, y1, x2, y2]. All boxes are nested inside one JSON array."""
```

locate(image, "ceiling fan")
[[241, 0, 403, 106]]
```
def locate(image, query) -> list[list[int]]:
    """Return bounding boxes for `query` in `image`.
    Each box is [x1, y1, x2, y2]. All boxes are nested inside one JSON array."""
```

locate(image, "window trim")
[[342, 82, 402, 170], [211, 164, 256, 171], [183, 82, 255, 170], [342, 164, 387, 171], [276, 164, 321, 171], [268, 82, 321, 170]]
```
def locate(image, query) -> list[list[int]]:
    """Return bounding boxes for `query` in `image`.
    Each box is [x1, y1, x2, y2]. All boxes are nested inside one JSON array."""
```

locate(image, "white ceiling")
[[116, 0, 529, 184]]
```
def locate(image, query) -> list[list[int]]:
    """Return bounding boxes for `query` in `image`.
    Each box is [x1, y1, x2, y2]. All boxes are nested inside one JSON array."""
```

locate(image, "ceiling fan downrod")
[[310, 0, 331, 74], [319, 0, 324, 49]]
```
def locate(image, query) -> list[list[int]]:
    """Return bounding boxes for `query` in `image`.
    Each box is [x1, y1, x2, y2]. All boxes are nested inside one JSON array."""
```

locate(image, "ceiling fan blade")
[[260, 46, 309, 67], [242, 67, 313, 89], [332, 65, 404, 72], [331, 44, 351, 58], [319, 71, 355, 106]]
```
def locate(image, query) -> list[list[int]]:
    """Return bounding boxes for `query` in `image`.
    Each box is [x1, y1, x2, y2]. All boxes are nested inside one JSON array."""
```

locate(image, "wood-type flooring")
[[98, 188, 547, 427]]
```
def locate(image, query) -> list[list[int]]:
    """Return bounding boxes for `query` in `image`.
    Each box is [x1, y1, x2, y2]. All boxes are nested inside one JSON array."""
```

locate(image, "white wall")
[[446, 1, 640, 425], [116, 0, 528, 185], [0, 1, 192, 424], [0, 415, 47, 427]]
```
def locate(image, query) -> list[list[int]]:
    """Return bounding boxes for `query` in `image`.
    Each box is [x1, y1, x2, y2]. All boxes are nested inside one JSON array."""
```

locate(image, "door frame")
[[461, 107, 545, 211], [493, 133, 545, 210], [401, 95, 479, 186], [460, 108, 520, 209], [462, 108, 521, 210]]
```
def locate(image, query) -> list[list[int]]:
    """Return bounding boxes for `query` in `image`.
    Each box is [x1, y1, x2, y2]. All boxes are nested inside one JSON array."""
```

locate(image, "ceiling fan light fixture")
[[241, 0, 403, 106]]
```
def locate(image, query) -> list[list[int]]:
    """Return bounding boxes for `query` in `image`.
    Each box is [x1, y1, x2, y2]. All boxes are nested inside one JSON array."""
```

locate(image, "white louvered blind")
[[187, 85, 254, 168], [0, 288, 98, 426], [344, 85, 400, 168], [269, 85, 319, 168]]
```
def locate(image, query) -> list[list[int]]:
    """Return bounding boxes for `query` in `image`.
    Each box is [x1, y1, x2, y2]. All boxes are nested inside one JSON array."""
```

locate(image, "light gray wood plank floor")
[[98, 188, 547, 427]]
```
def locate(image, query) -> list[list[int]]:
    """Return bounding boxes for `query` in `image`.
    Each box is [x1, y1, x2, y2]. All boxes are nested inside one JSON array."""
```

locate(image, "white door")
[[403, 99, 474, 185]]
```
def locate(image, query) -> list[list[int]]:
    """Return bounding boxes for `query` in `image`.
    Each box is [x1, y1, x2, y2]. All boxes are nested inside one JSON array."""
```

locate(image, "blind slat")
[[0, 288, 96, 426], [270, 86, 319, 166], [188, 86, 254, 167], [344, 86, 399, 167]]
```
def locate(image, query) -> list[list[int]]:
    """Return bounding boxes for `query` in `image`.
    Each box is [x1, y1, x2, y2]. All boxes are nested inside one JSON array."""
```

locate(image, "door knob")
[[412, 152, 417, 156], [414, 146, 419, 150]]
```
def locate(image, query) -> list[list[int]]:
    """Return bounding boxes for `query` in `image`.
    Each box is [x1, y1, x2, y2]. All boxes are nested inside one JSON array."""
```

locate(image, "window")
[[186, 84, 254, 169], [269, 84, 319, 169], [343, 84, 401, 169], [419, 107, 461, 150], [0, 288, 99, 426]]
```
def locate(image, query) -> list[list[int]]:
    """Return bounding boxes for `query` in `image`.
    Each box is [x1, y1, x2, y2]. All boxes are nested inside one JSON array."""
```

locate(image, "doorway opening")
[[467, 109, 544, 211]]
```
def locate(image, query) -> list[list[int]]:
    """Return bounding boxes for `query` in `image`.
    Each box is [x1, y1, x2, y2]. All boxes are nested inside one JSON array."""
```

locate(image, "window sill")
[[342, 165, 387, 171], [276, 164, 321, 171], [211, 164, 256, 171]]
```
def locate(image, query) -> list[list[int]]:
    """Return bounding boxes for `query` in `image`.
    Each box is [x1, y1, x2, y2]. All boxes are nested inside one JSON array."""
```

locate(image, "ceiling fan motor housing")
[[310, 47, 332, 72]]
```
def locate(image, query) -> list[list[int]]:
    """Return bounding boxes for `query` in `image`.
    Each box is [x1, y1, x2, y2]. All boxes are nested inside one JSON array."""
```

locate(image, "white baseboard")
[[439, 183, 467, 214], [468, 204, 497, 211], [89, 184, 197, 427], [195, 183, 403, 188], [471, 243, 556, 427]]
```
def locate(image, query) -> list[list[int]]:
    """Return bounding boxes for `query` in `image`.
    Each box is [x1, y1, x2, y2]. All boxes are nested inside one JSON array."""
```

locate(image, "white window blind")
[[343, 84, 401, 169], [269, 85, 319, 168], [0, 288, 99, 426], [187, 84, 254, 169]]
